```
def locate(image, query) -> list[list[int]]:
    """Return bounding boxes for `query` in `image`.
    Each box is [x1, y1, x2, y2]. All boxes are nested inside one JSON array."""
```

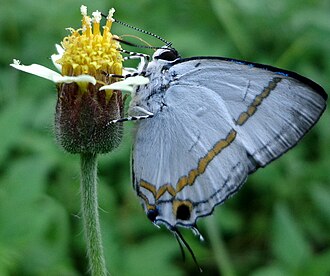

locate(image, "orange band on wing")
[[236, 77, 282, 126], [138, 129, 237, 207]]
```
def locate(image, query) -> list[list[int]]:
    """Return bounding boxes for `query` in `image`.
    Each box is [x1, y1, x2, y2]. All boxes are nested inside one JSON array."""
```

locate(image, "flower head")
[[10, 6, 148, 154], [56, 7, 122, 88]]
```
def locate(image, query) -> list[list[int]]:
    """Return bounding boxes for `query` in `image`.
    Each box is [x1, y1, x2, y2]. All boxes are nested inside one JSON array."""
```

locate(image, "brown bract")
[[55, 82, 124, 154]]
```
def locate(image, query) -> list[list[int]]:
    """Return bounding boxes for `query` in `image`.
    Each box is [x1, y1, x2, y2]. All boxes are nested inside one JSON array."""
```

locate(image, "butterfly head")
[[153, 46, 180, 61]]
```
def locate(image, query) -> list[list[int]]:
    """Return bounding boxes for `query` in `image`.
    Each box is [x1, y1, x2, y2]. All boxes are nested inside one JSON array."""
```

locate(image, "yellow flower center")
[[56, 7, 122, 83]]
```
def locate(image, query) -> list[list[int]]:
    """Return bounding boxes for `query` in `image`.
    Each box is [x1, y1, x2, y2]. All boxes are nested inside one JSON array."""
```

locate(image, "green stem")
[[80, 153, 107, 276], [205, 216, 236, 276]]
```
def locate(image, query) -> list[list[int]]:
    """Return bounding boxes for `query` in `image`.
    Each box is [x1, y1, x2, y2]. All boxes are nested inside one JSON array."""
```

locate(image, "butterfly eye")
[[154, 48, 179, 61], [147, 208, 159, 222]]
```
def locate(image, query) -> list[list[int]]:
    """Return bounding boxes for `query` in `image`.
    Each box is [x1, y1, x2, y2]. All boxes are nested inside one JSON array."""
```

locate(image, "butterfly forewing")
[[168, 58, 326, 166]]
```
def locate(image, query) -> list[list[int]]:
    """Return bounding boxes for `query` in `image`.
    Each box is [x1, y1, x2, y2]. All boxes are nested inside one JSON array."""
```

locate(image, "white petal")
[[101, 82, 134, 93], [55, 44, 65, 55], [10, 61, 62, 82], [51, 44, 64, 72], [52, 74, 97, 85], [124, 76, 150, 85], [100, 76, 149, 93], [10, 60, 96, 85], [51, 55, 62, 72]]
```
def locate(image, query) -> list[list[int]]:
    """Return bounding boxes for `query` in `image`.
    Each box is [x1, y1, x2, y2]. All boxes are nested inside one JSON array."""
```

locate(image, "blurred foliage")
[[0, 0, 329, 275]]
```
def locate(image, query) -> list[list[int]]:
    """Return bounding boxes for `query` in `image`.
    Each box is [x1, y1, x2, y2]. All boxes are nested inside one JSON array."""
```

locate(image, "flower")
[[100, 75, 150, 93], [10, 6, 122, 89], [10, 6, 149, 154]]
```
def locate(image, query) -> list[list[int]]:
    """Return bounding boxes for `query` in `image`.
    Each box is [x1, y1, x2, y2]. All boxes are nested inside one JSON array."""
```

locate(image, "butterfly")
[[110, 45, 327, 238]]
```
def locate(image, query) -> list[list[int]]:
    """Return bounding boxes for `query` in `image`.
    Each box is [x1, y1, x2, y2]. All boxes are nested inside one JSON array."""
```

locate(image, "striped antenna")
[[101, 13, 172, 47], [114, 18, 171, 46]]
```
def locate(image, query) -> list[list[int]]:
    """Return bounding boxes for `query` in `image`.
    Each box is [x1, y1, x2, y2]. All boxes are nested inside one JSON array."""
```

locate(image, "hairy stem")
[[80, 153, 107, 276]]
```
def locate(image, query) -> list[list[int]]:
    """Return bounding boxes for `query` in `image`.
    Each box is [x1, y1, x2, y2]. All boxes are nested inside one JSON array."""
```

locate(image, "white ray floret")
[[51, 44, 65, 72], [10, 59, 96, 85], [100, 76, 149, 93]]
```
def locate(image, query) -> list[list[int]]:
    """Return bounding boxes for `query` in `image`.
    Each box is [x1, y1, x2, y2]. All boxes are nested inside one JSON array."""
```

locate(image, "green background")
[[1, 0, 329, 275]]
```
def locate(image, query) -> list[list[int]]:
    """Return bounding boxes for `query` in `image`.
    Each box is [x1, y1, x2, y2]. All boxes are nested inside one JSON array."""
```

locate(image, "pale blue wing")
[[133, 84, 255, 228], [132, 58, 327, 229], [167, 58, 327, 166]]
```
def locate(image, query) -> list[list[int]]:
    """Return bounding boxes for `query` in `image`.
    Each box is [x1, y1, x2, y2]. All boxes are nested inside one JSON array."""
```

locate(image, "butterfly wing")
[[132, 84, 255, 228], [132, 57, 327, 229]]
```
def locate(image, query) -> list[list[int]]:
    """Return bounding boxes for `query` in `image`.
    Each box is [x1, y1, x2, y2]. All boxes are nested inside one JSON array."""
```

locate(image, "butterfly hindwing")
[[132, 84, 252, 228]]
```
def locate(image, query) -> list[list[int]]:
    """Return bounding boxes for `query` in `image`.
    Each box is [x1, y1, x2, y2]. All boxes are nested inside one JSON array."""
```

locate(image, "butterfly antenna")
[[101, 13, 172, 47], [113, 37, 160, 49], [173, 228, 203, 273], [114, 18, 172, 46]]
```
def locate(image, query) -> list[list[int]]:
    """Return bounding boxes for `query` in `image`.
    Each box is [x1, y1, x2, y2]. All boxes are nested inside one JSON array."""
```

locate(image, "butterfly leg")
[[120, 49, 151, 76], [108, 114, 154, 124], [108, 106, 154, 124], [104, 50, 151, 80]]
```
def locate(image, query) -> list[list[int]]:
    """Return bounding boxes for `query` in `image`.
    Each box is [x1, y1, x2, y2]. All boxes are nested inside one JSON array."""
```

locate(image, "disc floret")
[[56, 6, 123, 83]]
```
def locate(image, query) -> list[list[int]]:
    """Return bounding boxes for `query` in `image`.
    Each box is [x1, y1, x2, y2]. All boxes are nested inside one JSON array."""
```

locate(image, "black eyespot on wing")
[[147, 208, 159, 222], [176, 204, 191, 220], [155, 48, 179, 61]]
